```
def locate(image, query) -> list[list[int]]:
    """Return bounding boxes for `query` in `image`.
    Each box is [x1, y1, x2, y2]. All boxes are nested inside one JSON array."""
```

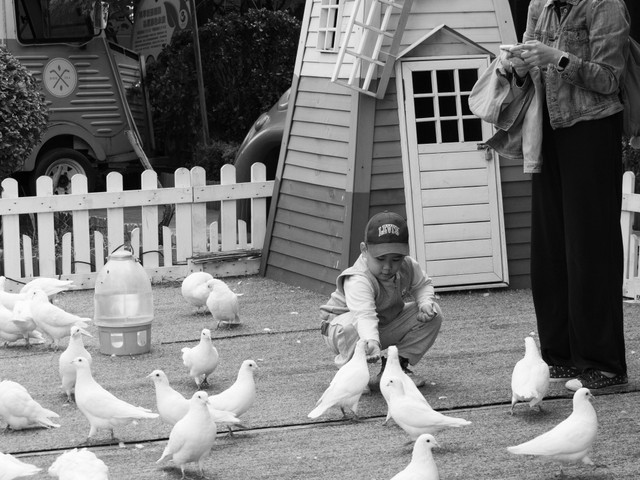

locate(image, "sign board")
[[132, 0, 191, 63]]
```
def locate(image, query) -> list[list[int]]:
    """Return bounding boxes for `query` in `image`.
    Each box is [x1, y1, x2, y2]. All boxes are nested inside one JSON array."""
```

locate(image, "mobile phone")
[[500, 44, 525, 56]]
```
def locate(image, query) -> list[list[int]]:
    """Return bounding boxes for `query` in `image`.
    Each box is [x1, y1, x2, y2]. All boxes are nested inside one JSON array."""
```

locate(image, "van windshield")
[[15, 0, 96, 43]]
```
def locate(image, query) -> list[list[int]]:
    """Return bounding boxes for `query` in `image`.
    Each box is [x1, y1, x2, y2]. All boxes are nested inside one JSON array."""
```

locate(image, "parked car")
[[233, 88, 289, 184]]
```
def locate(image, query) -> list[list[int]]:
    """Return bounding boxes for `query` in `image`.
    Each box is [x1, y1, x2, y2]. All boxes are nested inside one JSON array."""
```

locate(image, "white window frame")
[[317, 0, 343, 52]]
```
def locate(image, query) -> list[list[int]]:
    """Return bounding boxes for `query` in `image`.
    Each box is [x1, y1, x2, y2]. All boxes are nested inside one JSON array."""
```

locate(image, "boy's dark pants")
[[530, 111, 626, 375]]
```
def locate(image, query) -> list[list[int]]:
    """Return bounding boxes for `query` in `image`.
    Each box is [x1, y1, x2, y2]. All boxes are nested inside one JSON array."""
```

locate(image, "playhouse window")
[[317, 0, 342, 51], [412, 68, 483, 145]]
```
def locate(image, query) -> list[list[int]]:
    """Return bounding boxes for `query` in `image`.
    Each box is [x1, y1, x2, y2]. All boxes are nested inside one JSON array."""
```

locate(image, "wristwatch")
[[557, 52, 570, 72]]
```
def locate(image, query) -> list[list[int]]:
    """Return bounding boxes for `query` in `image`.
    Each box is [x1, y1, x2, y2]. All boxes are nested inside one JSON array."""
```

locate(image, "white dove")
[[381, 345, 431, 424], [208, 359, 257, 433], [385, 377, 471, 440], [180, 272, 214, 311], [148, 370, 189, 426], [0, 289, 30, 311], [0, 451, 41, 479], [157, 391, 218, 479], [148, 370, 240, 428], [308, 339, 369, 420], [205, 279, 241, 327], [0, 303, 45, 347], [181, 328, 219, 388], [507, 388, 598, 475], [29, 289, 92, 350], [510, 336, 550, 414], [20, 277, 77, 299], [48, 448, 109, 480], [71, 357, 158, 442], [390, 433, 440, 480], [59, 326, 93, 402], [0, 380, 60, 429]]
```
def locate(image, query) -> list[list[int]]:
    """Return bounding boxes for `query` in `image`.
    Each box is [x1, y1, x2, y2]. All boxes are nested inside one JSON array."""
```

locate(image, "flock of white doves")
[[0, 274, 599, 479]]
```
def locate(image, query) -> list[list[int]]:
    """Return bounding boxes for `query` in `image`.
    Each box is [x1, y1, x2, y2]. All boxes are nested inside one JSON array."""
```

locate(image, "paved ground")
[[1, 277, 639, 479]]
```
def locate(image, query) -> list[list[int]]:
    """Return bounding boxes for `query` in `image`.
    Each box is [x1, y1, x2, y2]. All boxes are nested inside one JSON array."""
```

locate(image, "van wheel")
[[31, 148, 96, 195]]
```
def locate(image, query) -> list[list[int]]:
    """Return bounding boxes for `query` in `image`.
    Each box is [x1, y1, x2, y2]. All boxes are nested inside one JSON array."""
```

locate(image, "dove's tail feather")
[[507, 444, 545, 456], [74, 319, 92, 328], [37, 417, 61, 428], [447, 417, 472, 427], [307, 404, 329, 419], [41, 408, 60, 418]]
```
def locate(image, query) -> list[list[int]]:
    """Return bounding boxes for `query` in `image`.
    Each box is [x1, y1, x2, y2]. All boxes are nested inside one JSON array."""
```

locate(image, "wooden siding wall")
[[264, 0, 528, 294]]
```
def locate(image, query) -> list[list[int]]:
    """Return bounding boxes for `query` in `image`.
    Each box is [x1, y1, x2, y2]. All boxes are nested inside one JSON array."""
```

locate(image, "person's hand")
[[515, 40, 564, 71], [417, 301, 440, 323], [365, 339, 381, 363], [500, 49, 530, 79]]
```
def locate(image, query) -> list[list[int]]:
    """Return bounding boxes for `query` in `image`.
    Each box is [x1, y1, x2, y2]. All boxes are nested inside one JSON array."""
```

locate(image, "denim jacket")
[[524, 0, 630, 129]]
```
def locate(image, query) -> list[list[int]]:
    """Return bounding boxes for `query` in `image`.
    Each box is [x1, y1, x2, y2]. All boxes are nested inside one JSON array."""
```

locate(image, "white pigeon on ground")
[[510, 336, 550, 414], [148, 369, 240, 427], [381, 345, 431, 423], [157, 391, 218, 479], [181, 272, 214, 311], [0, 380, 60, 430], [59, 326, 93, 402], [507, 388, 598, 475], [71, 357, 158, 442], [48, 448, 109, 480], [385, 377, 471, 440], [205, 279, 241, 327], [181, 328, 220, 388], [28, 289, 92, 350], [0, 451, 41, 479], [148, 370, 189, 426], [390, 433, 440, 480], [208, 359, 257, 433], [10, 300, 39, 346], [0, 303, 45, 347], [0, 287, 30, 311], [20, 277, 77, 299], [308, 339, 369, 420]]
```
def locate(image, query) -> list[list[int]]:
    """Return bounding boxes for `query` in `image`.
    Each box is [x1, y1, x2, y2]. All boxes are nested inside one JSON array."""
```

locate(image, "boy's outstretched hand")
[[417, 301, 440, 323], [365, 339, 381, 363]]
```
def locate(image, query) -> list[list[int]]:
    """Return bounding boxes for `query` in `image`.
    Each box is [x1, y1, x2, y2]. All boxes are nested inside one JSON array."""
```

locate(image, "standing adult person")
[[503, 0, 630, 391]]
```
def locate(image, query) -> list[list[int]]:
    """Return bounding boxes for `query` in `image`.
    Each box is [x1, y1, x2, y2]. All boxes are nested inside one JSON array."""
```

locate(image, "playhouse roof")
[[397, 23, 496, 60]]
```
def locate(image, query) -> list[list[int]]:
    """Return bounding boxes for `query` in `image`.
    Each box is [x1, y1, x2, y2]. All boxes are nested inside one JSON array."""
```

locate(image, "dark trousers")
[[530, 111, 627, 375]]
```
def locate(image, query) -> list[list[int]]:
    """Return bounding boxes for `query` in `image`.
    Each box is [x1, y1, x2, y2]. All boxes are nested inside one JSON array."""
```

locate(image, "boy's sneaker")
[[400, 357, 427, 388], [565, 369, 628, 392], [548, 365, 579, 382]]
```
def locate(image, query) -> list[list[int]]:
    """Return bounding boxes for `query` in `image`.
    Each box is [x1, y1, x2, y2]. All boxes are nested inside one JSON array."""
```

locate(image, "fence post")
[[141, 170, 160, 267], [190, 167, 208, 254], [621, 171, 635, 284], [71, 175, 91, 274], [106, 172, 125, 257], [36, 176, 56, 277], [1, 178, 22, 278], [220, 164, 238, 251]]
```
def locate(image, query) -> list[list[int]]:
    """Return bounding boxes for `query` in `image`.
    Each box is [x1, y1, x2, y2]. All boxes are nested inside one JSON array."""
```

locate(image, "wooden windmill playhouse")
[[260, 0, 532, 295]]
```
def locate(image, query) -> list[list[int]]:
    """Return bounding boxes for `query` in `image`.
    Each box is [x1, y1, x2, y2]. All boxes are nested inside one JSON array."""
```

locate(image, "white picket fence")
[[622, 170, 640, 300], [0, 164, 273, 292]]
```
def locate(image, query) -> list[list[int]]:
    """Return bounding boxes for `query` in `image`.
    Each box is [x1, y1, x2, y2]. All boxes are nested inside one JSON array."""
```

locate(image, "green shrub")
[[0, 46, 48, 183], [145, 8, 300, 166], [189, 140, 239, 182]]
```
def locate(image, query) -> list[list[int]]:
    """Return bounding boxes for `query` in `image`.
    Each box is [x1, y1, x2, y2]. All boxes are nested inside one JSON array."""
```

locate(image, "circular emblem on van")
[[44, 58, 77, 98]]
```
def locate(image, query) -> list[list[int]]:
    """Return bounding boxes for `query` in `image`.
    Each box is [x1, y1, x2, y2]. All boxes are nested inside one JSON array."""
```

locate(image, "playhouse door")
[[398, 57, 508, 289]]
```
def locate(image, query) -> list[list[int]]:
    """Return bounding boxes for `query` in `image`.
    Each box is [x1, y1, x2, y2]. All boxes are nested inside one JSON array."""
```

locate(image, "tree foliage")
[[145, 8, 300, 164], [0, 46, 49, 183]]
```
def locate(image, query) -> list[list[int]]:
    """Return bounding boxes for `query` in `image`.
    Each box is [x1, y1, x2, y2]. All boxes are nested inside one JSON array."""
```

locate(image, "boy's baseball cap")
[[364, 211, 410, 257]]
